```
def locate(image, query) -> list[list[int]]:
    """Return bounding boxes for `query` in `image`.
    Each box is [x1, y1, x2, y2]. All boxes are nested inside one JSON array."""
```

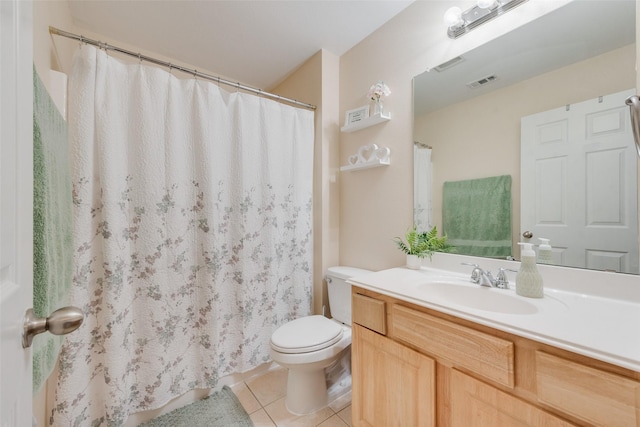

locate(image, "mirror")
[[413, 0, 638, 273]]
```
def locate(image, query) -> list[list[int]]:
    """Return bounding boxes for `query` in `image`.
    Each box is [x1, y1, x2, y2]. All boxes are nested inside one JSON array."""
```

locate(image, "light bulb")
[[477, 0, 498, 9], [443, 7, 463, 28]]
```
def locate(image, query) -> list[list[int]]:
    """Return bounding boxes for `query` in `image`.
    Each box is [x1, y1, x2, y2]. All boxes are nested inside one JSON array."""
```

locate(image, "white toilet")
[[269, 266, 372, 415]]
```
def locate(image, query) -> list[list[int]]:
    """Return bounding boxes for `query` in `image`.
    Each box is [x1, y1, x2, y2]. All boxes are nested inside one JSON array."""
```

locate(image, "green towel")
[[33, 67, 73, 394], [443, 175, 512, 258]]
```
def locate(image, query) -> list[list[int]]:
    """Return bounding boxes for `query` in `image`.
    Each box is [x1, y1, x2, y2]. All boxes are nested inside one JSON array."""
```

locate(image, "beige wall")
[[272, 50, 341, 315], [415, 44, 635, 257], [33, 1, 78, 94], [338, 0, 572, 271]]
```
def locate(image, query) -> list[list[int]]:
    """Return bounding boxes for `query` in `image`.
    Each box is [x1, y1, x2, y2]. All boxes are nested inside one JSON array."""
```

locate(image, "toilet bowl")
[[269, 266, 372, 415]]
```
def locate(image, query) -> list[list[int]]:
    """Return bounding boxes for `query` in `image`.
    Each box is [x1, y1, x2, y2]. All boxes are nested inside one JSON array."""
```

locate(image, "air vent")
[[433, 56, 464, 72], [467, 74, 498, 89]]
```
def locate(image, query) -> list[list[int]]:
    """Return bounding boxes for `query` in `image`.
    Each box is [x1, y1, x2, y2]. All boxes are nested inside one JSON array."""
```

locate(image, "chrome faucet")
[[461, 263, 515, 289]]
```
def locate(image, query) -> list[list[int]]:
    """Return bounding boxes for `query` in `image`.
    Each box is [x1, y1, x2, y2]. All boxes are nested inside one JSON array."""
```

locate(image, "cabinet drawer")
[[536, 351, 640, 426], [392, 304, 514, 388], [352, 293, 386, 335]]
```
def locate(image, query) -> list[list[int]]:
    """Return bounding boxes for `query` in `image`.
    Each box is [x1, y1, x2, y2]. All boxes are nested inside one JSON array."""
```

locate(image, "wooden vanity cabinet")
[[351, 292, 436, 426], [352, 324, 436, 426], [351, 286, 640, 427]]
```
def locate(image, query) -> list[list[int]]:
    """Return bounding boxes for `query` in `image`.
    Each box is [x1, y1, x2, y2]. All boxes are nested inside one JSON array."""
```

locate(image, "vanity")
[[348, 255, 640, 427]]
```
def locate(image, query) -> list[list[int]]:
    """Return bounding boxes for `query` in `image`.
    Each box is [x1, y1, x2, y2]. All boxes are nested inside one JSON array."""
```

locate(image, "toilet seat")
[[271, 315, 343, 354]]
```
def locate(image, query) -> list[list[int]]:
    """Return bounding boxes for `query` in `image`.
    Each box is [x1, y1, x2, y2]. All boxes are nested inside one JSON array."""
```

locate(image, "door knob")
[[22, 306, 84, 348], [522, 231, 533, 238]]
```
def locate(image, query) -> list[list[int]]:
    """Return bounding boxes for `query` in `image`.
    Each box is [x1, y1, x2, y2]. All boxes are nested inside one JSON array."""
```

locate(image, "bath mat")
[[139, 386, 253, 427]]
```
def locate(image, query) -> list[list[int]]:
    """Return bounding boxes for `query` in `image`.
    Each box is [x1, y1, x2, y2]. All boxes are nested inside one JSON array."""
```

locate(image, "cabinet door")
[[451, 370, 576, 427], [352, 324, 435, 427], [536, 351, 640, 427]]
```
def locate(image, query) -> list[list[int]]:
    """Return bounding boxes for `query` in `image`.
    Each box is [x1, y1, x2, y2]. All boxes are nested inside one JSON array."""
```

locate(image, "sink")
[[416, 280, 538, 315]]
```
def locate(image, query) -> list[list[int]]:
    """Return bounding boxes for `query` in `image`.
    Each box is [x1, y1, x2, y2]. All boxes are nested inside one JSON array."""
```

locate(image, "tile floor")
[[230, 366, 352, 427]]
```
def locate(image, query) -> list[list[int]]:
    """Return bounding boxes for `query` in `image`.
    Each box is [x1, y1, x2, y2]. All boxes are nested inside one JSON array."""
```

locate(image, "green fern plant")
[[393, 226, 454, 259], [393, 226, 427, 257]]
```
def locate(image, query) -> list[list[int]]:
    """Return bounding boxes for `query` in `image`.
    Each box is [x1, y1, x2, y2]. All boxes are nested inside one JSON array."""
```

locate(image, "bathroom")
[[2, 0, 639, 425]]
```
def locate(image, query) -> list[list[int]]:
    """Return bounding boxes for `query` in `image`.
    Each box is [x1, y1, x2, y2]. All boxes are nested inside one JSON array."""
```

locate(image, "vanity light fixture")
[[444, 0, 528, 39]]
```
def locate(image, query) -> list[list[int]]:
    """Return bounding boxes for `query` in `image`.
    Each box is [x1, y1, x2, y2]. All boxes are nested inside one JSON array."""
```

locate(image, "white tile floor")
[[230, 367, 352, 427]]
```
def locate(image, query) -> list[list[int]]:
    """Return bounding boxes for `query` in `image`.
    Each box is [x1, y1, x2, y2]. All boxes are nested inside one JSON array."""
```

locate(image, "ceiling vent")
[[433, 56, 464, 72], [467, 74, 498, 89]]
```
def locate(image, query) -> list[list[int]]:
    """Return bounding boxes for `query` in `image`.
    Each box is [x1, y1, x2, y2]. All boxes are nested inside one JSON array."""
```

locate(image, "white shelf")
[[341, 112, 391, 133], [340, 159, 390, 172]]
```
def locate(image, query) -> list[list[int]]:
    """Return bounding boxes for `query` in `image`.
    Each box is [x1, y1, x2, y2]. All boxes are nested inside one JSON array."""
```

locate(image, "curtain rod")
[[414, 141, 432, 149], [49, 26, 317, 111]]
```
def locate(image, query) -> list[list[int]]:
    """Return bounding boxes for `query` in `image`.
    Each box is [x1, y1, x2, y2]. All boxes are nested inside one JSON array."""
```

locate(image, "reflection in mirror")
[[413, 0, 638, 274], [413, 141, 433, 232]]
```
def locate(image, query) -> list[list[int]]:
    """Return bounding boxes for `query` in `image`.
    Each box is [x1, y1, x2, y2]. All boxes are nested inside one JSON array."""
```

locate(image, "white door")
[[1, 0, 33, 425], [521, 89, 639, 274]]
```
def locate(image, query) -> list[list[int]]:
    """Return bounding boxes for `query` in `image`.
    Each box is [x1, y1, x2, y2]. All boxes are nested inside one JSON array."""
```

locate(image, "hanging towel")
[[32, 67, 73, 393], [443, 175, 512, 258]]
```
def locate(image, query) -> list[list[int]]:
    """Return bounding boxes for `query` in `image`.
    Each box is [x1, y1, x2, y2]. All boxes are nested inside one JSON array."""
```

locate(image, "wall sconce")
[[444, 0, 528, 39]]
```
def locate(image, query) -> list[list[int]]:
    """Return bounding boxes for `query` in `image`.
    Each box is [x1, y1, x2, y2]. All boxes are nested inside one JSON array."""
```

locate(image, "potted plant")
[[394, 226, 453, 269]]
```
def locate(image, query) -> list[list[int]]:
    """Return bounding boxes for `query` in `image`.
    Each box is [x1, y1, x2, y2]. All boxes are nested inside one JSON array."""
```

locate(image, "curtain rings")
[[168, 63, 173, 75], [100, 42, 110, 58]]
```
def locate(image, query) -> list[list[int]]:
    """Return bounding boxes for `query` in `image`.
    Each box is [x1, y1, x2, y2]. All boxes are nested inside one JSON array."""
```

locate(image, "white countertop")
[[348, 257, 640, 372]]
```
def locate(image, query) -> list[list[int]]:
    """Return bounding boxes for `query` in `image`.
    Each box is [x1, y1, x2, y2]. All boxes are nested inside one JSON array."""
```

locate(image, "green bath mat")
[[139, 386, 253, 427]]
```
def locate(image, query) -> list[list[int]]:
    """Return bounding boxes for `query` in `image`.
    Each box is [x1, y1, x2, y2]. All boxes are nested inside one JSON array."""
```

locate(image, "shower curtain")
[[50, 45, 314, 426], [413, 144, 432, 233]]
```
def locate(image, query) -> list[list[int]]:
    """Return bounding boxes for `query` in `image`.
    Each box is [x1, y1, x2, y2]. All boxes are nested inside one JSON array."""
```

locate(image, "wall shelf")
[[340, 159, 390, 172], [341, 112, 391, 133]]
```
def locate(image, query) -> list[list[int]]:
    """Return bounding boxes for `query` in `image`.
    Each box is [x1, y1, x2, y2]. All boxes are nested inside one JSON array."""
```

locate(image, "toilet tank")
[[326, 266, 373, 325]]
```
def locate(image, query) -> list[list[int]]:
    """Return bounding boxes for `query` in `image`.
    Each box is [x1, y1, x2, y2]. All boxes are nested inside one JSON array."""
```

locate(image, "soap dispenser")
[[516, 242, 544, 298], [538, 238, 553, 264]]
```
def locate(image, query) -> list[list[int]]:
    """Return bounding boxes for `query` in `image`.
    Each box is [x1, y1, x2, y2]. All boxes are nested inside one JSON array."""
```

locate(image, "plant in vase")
[[393, 226, 454, 269], [367, 80, 391, 116]]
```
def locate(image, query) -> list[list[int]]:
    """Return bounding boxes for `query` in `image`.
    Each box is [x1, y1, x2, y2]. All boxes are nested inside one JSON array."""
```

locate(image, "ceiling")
[[68, 0, 415, 90]]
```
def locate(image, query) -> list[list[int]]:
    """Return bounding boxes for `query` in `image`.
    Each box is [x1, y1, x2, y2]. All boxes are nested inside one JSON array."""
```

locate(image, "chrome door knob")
[[22, 306, 84, 348], [522, 231, 533, 238]]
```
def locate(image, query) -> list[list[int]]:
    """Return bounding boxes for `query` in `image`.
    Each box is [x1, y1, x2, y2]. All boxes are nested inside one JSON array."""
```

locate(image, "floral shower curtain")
[[49, 45, 314, 426]]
